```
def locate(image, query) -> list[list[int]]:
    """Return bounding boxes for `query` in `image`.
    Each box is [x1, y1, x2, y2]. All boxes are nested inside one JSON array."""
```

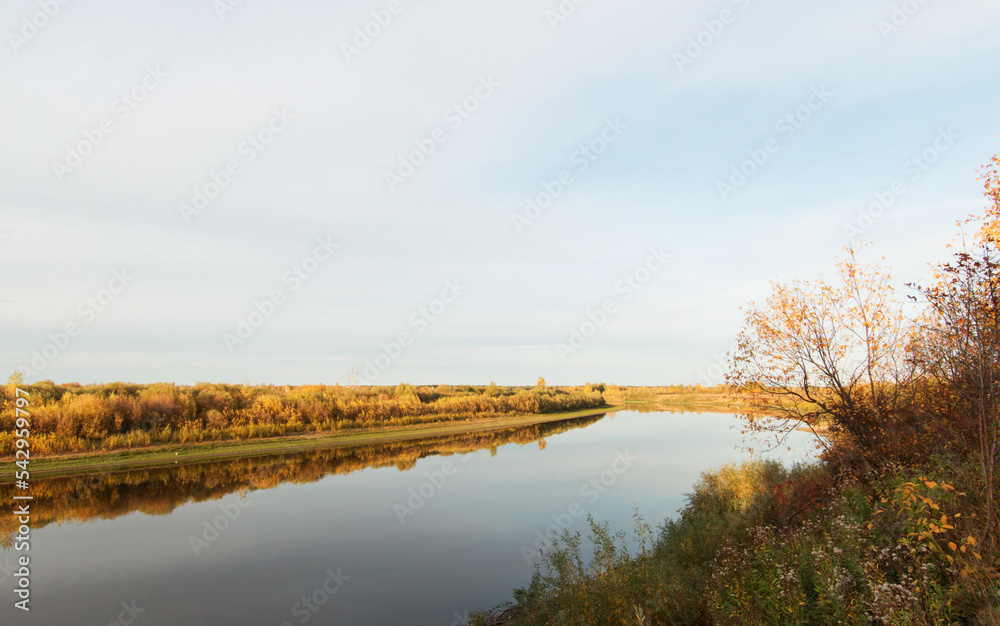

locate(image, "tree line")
[[0, 382, 606, 456]]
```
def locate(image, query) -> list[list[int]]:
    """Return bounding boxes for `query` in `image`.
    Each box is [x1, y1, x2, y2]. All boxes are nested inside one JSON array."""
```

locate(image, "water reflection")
[[0, 411, 815, 626], [0, 413, 604, 544]]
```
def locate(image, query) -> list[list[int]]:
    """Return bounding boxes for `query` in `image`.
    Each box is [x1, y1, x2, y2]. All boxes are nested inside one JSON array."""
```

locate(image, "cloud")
[[1, 0, 998, 384]]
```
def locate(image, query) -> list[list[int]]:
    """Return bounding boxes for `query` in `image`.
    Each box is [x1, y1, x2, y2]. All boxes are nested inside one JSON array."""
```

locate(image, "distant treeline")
[[0, 381, 606, 456], [602, 384, 731, 403]]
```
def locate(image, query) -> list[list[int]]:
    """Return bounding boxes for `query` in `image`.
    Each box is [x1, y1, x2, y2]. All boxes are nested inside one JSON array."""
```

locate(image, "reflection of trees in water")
[[0, 414, 604, 546]]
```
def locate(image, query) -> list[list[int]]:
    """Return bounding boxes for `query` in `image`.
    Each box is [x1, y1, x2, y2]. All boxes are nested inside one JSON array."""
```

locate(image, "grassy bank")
[[0, 380, 607, 457], [477, 456, 999, 625], [1, 404, 617, 480]]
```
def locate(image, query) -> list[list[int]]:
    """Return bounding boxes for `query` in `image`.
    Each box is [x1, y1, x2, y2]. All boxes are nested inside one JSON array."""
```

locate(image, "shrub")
[[138, 384, 193, 429], [106, 394, 140, 433], [194, 386, 234, 417], [59, 393, 112, 439]]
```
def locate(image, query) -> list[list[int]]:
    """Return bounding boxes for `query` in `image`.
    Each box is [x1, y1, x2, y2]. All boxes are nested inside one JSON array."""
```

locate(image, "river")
[[0, 409, 815, 625]]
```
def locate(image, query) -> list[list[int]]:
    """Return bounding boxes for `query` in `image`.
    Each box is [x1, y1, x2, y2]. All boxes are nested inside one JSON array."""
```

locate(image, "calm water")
[[1, 411, 815, 625]]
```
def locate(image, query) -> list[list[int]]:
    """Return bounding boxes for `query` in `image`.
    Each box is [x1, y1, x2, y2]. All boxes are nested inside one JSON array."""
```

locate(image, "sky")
[[1, 0, 999, 387]]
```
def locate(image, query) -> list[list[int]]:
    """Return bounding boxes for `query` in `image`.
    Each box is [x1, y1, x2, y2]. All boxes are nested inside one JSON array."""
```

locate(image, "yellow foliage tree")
[[728, 246, 913, 467]]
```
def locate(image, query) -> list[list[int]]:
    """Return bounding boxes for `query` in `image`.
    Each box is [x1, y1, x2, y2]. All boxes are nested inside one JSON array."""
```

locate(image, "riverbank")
[[1, 405, 620, 480], [2, 381, 765, 477], [0, 381, 609, 457], [0, 412, 609, 541], [475, 452, 999, 625]]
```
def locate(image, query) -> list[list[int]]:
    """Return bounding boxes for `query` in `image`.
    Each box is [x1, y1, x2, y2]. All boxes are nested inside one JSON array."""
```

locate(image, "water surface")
[[0, 411, 814, 625]]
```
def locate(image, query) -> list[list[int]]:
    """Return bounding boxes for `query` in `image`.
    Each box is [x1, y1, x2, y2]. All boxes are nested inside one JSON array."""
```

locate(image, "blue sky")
[[1, 0, 999, 386]]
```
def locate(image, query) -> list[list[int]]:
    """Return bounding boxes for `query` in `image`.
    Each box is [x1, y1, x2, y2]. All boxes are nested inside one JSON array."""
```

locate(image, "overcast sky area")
[[1, 1, 999, 387]]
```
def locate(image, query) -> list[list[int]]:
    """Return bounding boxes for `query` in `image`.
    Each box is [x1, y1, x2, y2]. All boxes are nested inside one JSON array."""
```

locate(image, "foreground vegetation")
[[484, 458, 996, 625], [0, 382, 607, 457], [474, 153, 1000, 623]]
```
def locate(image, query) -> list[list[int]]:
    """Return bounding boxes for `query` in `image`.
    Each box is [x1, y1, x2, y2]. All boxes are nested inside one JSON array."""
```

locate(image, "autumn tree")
[[976, 151, 1000, 244], [7, 370, 25, 387], [913, 244, 1000, 551], [910, 153, 1000, 550], [727, 246, 914, 468]]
